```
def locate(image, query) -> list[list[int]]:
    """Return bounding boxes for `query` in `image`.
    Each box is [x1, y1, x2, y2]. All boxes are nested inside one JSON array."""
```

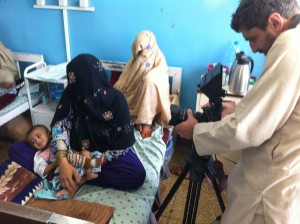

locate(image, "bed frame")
[[0, 52, 46, 126], [0, 201, 93, 224], [100, 60, 182, 96]]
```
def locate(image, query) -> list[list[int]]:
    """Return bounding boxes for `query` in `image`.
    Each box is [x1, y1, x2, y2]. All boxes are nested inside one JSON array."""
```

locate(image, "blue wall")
[[0, 0, 265, 109]]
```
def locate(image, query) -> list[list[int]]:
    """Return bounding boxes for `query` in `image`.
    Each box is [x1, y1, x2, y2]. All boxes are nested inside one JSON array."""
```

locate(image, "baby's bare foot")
[[141, 124, 152, 138], [95, 155, 104, 167], [55, 189, 72, 199], [84, 168, 99, 181]]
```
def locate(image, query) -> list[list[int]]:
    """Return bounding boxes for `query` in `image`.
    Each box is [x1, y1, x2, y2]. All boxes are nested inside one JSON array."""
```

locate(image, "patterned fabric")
[[114, 30, 171, 126], [50, 108, 128, 160], [50, 111, 73, 153], [51, 54, 135, 153], [0, 159, 42, 205]]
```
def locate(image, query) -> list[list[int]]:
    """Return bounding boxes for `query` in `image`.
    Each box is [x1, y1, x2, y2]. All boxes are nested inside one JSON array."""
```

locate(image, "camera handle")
[[155, 144, 225, 223]]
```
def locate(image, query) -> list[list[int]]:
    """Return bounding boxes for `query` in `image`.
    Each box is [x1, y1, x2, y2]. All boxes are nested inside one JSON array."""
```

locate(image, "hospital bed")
[[0, 52, 46, 126], [0, 61, 182, 224]]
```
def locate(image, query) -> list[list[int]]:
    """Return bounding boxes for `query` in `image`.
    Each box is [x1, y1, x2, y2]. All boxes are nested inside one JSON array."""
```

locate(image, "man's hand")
[[201, 101, 236, 119], [174, 109, 198, 140], [221, 101, 236, 118], [59, 157, 80, 193]]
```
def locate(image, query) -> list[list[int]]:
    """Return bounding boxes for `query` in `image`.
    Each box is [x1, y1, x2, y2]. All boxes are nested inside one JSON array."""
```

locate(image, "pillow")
[[8, 141, 36, 173]]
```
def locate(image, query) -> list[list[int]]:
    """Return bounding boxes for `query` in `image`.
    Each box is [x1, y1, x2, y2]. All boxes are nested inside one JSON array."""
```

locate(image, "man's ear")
[[268, 13, 284, 31]]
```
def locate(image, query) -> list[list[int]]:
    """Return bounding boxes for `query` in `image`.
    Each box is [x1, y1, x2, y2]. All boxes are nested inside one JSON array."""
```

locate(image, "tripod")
[[155, 144, 225, 224]]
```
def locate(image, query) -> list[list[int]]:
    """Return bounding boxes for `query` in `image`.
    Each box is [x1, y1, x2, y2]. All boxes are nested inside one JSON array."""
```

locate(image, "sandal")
[[169, 165, 190, 179]]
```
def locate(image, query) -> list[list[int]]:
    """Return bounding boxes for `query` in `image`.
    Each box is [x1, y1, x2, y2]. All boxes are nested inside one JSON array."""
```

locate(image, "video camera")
[[155, 64, 227, 222], [169, 63, 226, 126]]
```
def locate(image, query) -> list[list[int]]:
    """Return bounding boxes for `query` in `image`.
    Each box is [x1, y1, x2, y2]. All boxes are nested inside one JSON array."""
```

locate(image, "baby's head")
[[25, 124, 51, 151]]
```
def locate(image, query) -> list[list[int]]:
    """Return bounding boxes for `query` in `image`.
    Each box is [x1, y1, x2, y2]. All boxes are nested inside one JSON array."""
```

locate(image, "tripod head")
[[188, 144, 215, 182]]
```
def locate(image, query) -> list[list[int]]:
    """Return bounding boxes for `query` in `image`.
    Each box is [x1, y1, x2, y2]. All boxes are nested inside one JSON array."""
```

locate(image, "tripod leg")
[[205, 168, 226, 213], [155, 161, 191, 220], [183, 174, 203, 224], [210, 174, 225, 212]]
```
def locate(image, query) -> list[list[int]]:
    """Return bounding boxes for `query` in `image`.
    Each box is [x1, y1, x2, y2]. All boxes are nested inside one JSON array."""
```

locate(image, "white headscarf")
[[114, 30, 171, 126]]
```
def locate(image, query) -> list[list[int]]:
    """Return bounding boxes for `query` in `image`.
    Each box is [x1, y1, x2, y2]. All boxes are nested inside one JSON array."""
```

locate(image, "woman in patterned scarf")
[[50, 54, 146, 198]]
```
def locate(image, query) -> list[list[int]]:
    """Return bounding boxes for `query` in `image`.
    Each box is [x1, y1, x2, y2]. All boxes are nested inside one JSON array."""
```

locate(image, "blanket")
[[0, 160, 42, 205]]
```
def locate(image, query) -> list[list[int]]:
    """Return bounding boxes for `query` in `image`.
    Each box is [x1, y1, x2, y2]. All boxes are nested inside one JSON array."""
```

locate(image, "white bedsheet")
[[75, 123, 166, 224]]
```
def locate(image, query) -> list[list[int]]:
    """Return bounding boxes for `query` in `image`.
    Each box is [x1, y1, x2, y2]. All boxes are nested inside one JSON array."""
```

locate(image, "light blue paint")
[[0, 0, 265, 109]]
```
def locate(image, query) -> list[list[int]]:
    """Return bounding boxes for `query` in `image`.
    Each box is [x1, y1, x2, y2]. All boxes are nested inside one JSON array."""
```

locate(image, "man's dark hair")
[[231, 0, 300, 32]]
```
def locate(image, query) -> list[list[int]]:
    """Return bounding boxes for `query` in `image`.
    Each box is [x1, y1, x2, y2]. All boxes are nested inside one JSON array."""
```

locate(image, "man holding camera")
[[175, 0, 300, 223]]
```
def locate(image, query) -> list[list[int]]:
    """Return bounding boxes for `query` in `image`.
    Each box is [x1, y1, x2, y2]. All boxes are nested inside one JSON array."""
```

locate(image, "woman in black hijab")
[[50, 54, 146, 197]]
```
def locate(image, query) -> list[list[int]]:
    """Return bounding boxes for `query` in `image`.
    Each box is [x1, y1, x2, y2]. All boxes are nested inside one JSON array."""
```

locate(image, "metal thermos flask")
[[228, 52, 254, 94]]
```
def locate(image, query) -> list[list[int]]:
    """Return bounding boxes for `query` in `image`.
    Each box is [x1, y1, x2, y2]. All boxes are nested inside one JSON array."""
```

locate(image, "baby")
[[25, 124, 102, 199]]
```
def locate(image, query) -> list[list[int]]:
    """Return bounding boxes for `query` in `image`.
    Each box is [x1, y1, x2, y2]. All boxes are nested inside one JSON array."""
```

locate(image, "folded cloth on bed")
[[0, 80, 25, 110], [0, 95, 27, 116], [33, 179, 70, 200], [75, 123, 166, 224], [0, 93, 17, 110]]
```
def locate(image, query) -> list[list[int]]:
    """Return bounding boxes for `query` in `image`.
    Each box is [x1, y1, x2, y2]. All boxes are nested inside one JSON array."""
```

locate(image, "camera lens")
[[169, 104, 185, 126]]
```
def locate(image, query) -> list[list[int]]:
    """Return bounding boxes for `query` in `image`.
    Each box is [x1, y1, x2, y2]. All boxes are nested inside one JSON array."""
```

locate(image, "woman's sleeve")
[[105, 148, 129, 160], [50, 114, 72, 154]]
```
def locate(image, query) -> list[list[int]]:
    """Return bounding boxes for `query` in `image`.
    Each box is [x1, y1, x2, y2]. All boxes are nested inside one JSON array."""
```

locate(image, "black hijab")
[[51, 54, 135, 152]]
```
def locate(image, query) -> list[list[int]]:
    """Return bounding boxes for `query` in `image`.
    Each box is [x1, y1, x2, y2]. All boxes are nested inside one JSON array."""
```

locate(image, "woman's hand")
[[59, 157, 80, 193]]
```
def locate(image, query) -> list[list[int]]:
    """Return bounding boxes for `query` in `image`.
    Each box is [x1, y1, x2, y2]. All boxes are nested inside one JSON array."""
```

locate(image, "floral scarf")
[[51, 54, 135, 152]]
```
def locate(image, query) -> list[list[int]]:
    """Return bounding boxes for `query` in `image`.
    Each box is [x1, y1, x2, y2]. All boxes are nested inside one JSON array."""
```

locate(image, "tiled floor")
[[0, 135, 227, 224], [158, 142, 227, 224]]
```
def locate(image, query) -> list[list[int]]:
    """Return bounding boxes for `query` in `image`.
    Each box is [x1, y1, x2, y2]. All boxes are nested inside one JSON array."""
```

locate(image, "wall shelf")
[[33, 5, 95, 12]]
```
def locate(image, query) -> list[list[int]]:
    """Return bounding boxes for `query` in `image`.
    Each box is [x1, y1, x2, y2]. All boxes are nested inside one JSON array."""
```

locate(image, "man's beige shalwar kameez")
[[194, 24, 300, 224]]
